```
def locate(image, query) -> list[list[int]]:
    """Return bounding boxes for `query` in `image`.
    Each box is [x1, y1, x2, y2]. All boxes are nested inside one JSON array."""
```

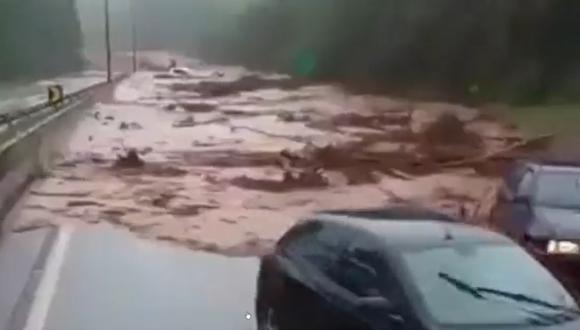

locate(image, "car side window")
[[334, 237, 387, 298], [281, 222, 345, 277], [336, 250, 382, 297], [277, 221, 322, 252]]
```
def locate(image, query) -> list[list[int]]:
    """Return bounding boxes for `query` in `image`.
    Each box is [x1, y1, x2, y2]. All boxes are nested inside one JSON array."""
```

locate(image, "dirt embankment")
[[12, 62, 548, 256]]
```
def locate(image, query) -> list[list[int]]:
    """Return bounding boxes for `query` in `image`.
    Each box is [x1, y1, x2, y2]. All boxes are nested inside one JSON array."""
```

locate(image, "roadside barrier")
[[0, 75, 126, 229]]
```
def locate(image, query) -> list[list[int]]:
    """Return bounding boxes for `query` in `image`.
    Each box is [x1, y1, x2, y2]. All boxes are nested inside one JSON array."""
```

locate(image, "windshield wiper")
[[476, 287, 580, 315], [439, 272, 577, 313], [438, 272, 578, 325], [438, 272, 485, 299], [526, 310, 577, 326]]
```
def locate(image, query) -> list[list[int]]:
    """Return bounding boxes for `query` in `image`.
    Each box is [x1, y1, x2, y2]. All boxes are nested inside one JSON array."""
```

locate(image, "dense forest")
[[0, 0, 84, 81], [200, 0, 580, 103], [6, 0, 577, 103]]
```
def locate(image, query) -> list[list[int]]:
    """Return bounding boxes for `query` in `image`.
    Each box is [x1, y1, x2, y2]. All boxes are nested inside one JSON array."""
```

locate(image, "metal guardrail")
[[0, 77, 119, 127], [0, 74, 127, 230]]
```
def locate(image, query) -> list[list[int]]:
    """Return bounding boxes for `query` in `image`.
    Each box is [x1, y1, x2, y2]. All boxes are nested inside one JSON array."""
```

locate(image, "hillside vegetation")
[[0, 0, 84, 81], [201, 0, 580, 104]]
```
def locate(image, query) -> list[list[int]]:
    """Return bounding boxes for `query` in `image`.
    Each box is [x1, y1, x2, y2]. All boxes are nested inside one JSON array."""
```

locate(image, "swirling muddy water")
[[12, 61, 522, 256]]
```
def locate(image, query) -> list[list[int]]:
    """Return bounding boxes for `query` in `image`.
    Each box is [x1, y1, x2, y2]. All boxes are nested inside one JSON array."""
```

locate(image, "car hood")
[[435, 318, 580, 330], [530, 206, 580, 239]]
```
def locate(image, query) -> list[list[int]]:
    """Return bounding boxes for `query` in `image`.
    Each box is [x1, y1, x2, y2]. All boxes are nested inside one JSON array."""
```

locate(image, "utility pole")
[[104, 0, 112, 82], [130, 0, 138, 73]]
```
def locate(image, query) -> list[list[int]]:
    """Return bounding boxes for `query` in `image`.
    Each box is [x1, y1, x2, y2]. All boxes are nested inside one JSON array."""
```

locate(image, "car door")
[[503, 168, 536, 240]]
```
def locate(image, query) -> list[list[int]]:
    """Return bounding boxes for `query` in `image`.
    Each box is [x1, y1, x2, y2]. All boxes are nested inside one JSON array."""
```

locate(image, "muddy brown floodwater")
[[12, 59, 528, 256]]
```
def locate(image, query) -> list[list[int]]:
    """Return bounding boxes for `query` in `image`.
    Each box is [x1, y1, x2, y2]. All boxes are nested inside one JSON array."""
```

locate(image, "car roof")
[[313, 210, 511, 249], [540, 166, 580, 174], [318, 207, 457, 222], [522, 159, 580, 173]]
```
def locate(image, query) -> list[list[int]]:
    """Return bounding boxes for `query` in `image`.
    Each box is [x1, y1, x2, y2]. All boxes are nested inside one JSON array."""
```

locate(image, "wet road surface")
[[0, 229, 51, 330], [1, 226, 258, 330]]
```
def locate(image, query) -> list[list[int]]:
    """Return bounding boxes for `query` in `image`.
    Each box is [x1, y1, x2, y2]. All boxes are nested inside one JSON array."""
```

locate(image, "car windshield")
[[535, 172, 580, 209], [401, 242, 578, 326]]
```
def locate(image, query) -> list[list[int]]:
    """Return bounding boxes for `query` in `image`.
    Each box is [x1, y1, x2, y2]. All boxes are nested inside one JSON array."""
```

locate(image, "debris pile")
[[172, 116, 196, 128], [170, 74, 307, 97], [179, 102, 216, 113], [418, 113, 484, 162], [331, 112, 412, 129], [119, 121, 143, 130], [114, 149, 145, 168], [277, 111, 312, 123]]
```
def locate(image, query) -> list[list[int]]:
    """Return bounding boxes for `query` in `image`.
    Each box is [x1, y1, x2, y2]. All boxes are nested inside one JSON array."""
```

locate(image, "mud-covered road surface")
[[11, 56, 529, 256]]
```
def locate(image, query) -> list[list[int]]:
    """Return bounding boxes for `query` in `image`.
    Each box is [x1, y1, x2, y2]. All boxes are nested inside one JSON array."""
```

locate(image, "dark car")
[[255, 207, 580, 330], [492, 161, 580, 280]]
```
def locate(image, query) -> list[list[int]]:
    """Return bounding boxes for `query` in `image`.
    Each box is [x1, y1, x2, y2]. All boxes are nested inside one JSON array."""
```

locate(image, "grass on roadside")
[[500, 103, 580, 159], [504, 104, 580, 137]]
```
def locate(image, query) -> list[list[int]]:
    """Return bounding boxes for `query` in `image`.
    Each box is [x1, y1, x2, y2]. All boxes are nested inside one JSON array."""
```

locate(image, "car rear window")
[[535, 172, 580, 209]]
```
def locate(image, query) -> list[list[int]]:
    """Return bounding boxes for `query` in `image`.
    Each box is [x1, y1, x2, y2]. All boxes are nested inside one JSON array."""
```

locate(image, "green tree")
[[0, 0, 84, 81]]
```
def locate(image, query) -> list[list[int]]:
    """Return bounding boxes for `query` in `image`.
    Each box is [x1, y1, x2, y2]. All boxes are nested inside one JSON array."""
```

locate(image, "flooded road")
[[9, 56, 524, 256], [0, 54, 566, 329]]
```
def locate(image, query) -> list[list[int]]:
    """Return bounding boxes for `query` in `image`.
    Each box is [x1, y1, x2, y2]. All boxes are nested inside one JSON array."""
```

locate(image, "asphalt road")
[[0, 226, 259, 330], [0, 228, 50, 330]]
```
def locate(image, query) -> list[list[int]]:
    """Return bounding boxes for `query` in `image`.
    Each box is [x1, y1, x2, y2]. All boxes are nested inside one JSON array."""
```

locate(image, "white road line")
[[23, 226, 74, 330]]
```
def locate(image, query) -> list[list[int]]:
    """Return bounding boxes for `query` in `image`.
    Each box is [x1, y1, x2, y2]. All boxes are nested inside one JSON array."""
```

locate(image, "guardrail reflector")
[[47, 85, 64, 106]]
